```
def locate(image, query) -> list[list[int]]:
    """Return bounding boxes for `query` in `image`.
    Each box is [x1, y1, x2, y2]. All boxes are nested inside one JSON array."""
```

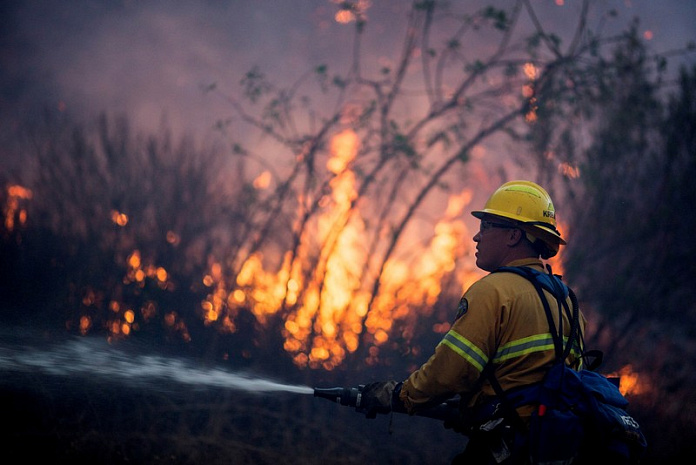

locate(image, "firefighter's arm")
[[399, 343, 474, 413], [399, 281, 500, 414]]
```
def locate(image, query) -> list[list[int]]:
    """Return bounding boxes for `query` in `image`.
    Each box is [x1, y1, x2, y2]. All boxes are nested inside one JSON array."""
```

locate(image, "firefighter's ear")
[[506, 228, 525, 246]]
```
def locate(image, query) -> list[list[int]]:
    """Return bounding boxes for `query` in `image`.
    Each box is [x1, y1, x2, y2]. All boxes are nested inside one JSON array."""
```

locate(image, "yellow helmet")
[[471, 180, 566, 257]]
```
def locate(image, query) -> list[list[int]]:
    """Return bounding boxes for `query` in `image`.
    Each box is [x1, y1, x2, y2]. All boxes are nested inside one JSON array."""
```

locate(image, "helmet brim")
[[471, 210, 566, 246]]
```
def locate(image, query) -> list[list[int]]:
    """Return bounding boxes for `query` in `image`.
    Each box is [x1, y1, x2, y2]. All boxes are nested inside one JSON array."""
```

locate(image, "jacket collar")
[[501, 257, 544, 271]]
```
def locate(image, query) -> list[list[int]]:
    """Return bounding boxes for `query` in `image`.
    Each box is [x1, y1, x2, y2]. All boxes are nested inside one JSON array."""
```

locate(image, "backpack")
[[485, 265, 647, 464]]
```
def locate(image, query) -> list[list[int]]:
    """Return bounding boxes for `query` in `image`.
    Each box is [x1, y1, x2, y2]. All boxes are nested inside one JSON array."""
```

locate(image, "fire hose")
[[313, 385, 463, 426]]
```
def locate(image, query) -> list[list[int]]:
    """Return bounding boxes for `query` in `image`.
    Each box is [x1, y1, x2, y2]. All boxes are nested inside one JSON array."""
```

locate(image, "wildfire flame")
[[103, 249, 190, 343], [3, 184, 32, 231], [523, 62, 538, 123], [607, 364, 651, 397], [3, 132, 577, 373], [198, 129, 482, 369]]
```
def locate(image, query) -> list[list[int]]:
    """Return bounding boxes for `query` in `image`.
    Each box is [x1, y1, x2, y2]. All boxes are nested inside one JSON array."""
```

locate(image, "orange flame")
[[110, 210, 128, 226], [333, 0, 371, 24], [523, 62, 538, 123], [3, 184, 32, 231], [545, 218, 568, 276], [4, 149, 558, 371], [558, 162, 580, 179], [104, 249, 183, 341], [606, 364, 651, 397], [253, 171, 271, 189], [199, 129, 483, 370]]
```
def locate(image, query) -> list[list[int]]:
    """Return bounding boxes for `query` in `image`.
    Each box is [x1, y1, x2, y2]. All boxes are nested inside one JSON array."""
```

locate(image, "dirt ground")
[[1, 369, 467, 465]]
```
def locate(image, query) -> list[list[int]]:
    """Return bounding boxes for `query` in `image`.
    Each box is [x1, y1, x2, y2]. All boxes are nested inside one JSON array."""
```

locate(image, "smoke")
[[0, 334, 313, 395], [2, 0, 692, 173], [0, 0, 361, 139]]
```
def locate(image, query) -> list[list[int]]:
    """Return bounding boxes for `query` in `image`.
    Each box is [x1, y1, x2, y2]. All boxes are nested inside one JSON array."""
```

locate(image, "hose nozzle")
[[313, 386, 362, 407], [314, 384, 462, 425]]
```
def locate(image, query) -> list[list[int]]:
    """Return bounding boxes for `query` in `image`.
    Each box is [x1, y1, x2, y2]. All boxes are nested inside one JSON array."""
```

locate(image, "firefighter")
[[359, 180, 585, 464]]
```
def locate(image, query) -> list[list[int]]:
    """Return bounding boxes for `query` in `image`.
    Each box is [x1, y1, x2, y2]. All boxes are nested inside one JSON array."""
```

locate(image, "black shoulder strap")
[[481, 265, 592, 430], [494, 265, 581, 362]]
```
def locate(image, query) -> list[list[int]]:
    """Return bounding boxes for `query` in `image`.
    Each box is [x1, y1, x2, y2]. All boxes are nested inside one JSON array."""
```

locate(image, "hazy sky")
[[1, 0, 694, 163]]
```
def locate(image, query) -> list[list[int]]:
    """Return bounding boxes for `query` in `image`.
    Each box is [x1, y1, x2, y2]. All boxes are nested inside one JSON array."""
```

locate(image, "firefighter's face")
[[473, 219, 518, 271]]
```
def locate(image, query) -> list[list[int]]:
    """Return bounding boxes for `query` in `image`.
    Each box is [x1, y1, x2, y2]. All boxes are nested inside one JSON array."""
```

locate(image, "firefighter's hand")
[[359, 381, 398, 419]]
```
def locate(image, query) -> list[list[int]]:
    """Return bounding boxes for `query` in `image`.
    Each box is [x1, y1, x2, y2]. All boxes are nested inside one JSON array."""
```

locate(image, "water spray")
[[0, 334, 460, 426], [0, 335, 313, 395]]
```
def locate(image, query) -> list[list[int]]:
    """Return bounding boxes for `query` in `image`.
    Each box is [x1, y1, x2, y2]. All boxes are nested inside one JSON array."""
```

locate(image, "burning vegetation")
[[0, 124, 483, 371], [132, 129, 484, 370], [607, 364, 652, 398]]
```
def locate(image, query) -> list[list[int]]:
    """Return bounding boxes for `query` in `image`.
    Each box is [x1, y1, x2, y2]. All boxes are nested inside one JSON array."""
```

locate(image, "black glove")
[[359, 380, 398, 419]]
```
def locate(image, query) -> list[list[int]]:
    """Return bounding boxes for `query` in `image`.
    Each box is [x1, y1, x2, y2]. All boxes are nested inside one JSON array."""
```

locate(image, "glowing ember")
[[335, 10, 355, 24], [110, 210, 128, 226], [332, 0, 371, 24], [523, 63, 538, 80], [253, 171, 272, 189], [558, 162, 580, 179], [523, 62, 538, 123]]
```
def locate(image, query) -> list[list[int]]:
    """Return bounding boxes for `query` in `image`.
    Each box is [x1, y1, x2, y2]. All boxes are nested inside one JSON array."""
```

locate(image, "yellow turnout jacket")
[[399, 258, 586, 418]]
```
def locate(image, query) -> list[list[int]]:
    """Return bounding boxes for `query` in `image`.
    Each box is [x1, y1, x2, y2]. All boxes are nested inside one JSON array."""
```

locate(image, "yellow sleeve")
[[399, 279, 502, 413]]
